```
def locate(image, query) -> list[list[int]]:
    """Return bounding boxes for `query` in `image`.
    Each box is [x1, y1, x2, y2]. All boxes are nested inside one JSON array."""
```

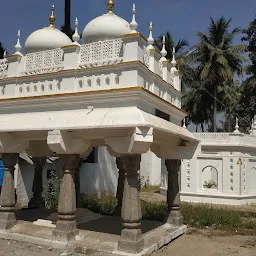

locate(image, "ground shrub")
[[181, 202, 242, 228], [79, 194, 256, 231], [42, 169, 60, 210], [141, 200, 167, 222], [80, 193, 117, 216], [141, 185, 161, 193]]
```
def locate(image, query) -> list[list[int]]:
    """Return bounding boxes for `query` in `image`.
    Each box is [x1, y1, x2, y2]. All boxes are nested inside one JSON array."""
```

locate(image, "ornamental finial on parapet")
[[171, 47, 177, 66], [14, 29, 22, 54], [49, 5, 55, 28], [147, 21, 154, 49], [108, 0, 114, 14], [234, 117, 240, 133], [72, 17, 80, 43], [161, 36, 167, 59], [130, 4, 138, 33]]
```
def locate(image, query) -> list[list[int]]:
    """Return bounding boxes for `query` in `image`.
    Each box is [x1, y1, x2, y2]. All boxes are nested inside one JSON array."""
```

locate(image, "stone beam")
[[105, 127, 153, 156], [47, 130, 91, 154], [151, 140, 198, 160], [0, 133, 28, 153], [26, 141, 52, 157]]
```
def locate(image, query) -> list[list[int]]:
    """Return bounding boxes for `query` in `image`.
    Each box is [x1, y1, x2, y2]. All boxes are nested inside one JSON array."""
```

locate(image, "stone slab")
[[0, 209, 187, 255]]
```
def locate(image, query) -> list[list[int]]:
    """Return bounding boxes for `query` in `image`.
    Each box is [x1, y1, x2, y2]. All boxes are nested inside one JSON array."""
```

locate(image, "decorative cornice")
[[0, 86, 187, 115], [61, 44, 81, 49], [120, 32, 147, 42]]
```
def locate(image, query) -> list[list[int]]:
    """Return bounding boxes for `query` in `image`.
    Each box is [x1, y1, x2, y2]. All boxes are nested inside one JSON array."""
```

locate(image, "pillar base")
[[0, 211, 17, 230], [166, 211, 184, 226], [28, 198, 45, 209], [118, 229, 144, 254], [52, 220, 78, 241]]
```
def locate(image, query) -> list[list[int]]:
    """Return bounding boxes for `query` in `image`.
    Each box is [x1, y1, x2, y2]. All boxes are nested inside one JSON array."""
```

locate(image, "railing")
[[79, 39, 123, 68], [194, 133, 230, 141], [21, 48, 64, 75], [0, 58, 8, 79]]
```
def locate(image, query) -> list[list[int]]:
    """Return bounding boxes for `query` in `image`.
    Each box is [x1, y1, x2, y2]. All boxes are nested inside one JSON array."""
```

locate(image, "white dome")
[[25, 27, 72, 54], [82, 13, 131, 44]]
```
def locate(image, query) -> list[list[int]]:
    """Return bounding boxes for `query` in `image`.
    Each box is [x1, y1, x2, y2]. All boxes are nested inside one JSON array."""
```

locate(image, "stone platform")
[[0, 208, 187, 256]]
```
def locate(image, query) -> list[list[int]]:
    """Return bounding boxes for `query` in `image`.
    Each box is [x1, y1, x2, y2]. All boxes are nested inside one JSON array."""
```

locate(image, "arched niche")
[[248, 167, 256, 192], [202, 165, 218, 189]]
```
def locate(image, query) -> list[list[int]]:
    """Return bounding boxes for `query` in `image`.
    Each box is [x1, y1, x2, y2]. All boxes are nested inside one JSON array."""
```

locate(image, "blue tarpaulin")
[[0, 160, 4, 187]]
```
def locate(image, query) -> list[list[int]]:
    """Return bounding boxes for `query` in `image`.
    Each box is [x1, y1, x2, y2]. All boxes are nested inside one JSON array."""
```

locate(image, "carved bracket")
[[0, 133, 29, 153], [105, 127, 153, 156], [47, 129, 91, 154], [151, 139, 198, 160]]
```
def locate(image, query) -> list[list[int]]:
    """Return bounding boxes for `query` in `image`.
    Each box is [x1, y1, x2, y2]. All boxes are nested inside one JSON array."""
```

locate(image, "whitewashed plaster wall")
[[15, 147, 162, 207], [160, 136, 256, 205]]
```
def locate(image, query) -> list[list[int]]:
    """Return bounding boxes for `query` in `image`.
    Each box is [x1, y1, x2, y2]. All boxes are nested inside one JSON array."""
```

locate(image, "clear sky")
[[1, 0, 255, 53]]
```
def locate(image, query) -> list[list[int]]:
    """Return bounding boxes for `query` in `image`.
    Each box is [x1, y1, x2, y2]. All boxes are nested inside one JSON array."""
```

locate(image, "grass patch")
[[141, 185, 161, 193], [79, 193, 256, 233]]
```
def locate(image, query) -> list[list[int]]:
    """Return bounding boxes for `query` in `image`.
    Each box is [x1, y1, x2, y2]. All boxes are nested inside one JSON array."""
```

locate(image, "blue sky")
[[1, 0, 255, 53]]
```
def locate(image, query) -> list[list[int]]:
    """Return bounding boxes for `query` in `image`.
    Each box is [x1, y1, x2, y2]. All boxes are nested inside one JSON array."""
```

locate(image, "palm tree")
[[193, 17, 245, 132], [155, 32, 189, 60]]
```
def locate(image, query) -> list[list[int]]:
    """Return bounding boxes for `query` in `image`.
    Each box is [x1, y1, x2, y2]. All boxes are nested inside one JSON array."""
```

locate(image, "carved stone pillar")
[[114, 157, 126, 216], [28, 157, 46, 209], [0, 153, 19, 229], [117, 154, 144, 254], [53, 154, 79, 241], [165, 159, 183, 226]]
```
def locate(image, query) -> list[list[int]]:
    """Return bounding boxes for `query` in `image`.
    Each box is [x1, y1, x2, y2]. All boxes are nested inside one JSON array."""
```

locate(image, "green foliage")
[[141, 200, 167, 222], [79, 193, 117, 216], [42, 169, 61, 210], [141, 185, 161, 193], [79, 194, 256, 231], [181, 202, 242, 228]]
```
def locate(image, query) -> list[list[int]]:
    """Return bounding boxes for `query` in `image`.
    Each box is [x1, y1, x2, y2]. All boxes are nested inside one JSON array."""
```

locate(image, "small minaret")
[[233, 117, 240, 134], [72, 17, 80, 44], [14, 29, 22, 55], [183, 118, 187, 129], [130, 4, 138, 33], [251, 115, 256, 136], [160, 36, 167, 62], [147, 22, 154, 50]]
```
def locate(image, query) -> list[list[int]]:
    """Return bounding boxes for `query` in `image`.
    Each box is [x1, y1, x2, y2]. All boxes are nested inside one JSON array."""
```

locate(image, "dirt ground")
[[0, 230, 255, 256], [153, 229, 256, 256]]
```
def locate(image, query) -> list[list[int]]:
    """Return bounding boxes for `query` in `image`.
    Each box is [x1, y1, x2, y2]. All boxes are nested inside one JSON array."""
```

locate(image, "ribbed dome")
[[25, 27, 72, 54], [82, 13, 131, 44]]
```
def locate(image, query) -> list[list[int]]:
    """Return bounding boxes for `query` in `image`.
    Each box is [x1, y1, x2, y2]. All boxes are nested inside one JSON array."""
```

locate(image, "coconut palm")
[[193, 17, 245, 131], [155, 32, 189, 60]]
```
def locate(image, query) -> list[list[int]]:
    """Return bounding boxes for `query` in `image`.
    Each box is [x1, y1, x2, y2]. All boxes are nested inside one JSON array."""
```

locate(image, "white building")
[[161, 119, 256, 205], [0, 2, 197, 254]]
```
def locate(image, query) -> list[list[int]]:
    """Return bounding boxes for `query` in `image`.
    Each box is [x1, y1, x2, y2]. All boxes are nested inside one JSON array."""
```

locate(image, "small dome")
[[25, 27, 72, 53], [82, 13, 131, 44], [25, 5, 72, 53]]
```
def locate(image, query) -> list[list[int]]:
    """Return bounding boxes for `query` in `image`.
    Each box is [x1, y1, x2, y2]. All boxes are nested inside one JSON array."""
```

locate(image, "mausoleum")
[[0, 1, 198, 255]]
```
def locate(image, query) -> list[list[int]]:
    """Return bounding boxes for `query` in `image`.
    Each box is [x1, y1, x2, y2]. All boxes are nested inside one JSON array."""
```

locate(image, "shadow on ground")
[[14, 208, 163, 235]]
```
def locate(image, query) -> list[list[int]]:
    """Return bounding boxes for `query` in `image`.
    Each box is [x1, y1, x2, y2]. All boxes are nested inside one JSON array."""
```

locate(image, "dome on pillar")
[[82, 0, 131, 44], [25, 5, 72, 53]]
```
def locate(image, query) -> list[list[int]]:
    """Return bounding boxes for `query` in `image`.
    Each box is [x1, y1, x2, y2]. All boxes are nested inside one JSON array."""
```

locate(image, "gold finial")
[[49, 5, 55, 28], [107, 0, 114, 14]]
